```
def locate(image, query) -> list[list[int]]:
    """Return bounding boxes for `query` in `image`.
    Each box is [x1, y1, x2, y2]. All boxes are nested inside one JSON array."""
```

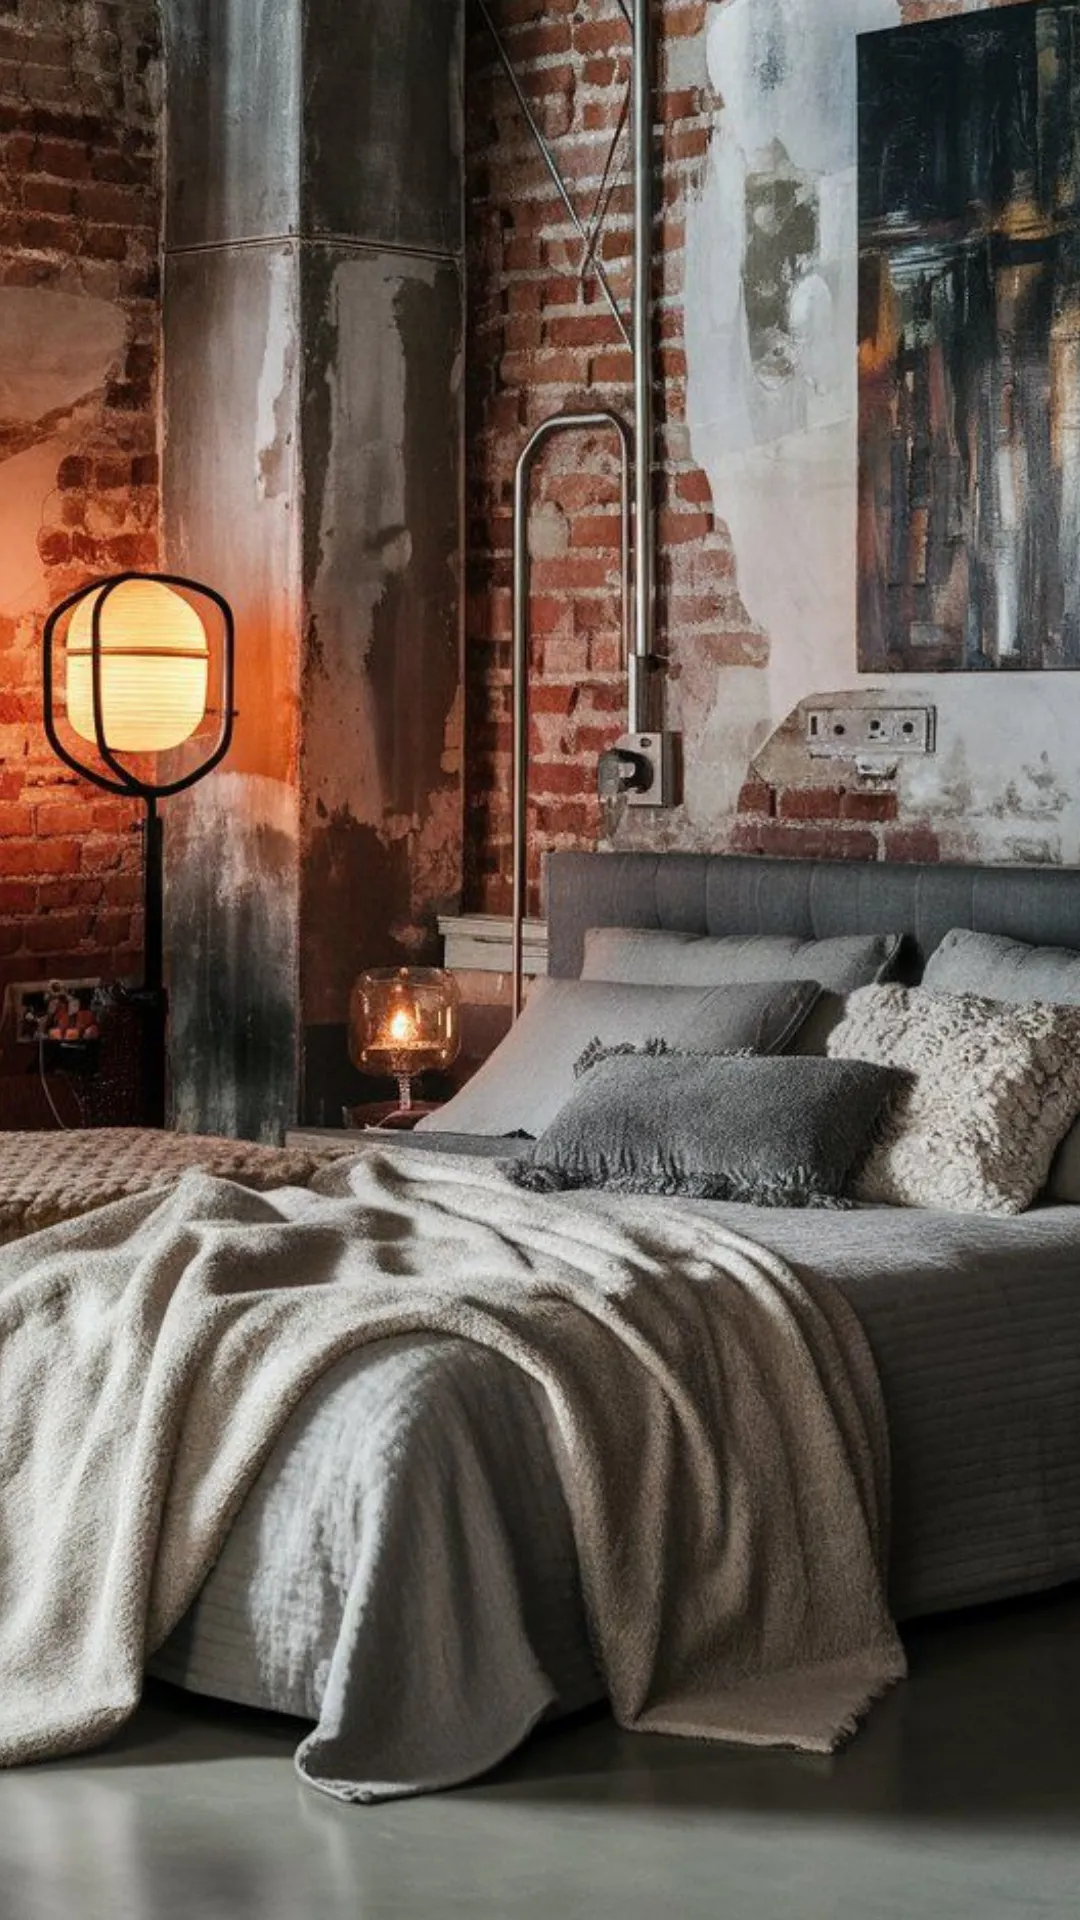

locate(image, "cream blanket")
[[0, 1148, 905, 1783]]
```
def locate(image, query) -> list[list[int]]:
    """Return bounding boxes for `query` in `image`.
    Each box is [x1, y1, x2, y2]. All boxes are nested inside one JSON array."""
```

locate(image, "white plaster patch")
[[0, 439, 72, 616], [0, 286, 126, 421], [680, 0, 1080, 862], [307, 253, 439, 827]]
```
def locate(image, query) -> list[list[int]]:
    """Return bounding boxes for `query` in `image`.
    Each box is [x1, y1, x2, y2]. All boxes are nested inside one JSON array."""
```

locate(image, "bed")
[[150, 856, 1080, 1763], [6, 852, 1080, 1798]]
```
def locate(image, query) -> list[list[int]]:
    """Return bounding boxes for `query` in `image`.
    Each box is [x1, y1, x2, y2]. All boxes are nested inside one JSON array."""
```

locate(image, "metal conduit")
[[485, 0, 657, 1020], [511, 411, 633, 1019]]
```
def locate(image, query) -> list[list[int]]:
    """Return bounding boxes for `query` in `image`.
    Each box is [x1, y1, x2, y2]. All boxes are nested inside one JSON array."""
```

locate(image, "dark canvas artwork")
[[858, 2, 1080, 673]]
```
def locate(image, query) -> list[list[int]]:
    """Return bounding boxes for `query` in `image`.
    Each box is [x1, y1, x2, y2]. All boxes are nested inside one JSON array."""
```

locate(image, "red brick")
[[840, 789, 900, 824], [0, 880, 34, 914], [731, 820, 880, 862], [883, 824, 942, 863], [35, 138, 91, 178], [2, 838, 81, 876], [777, 787, 844, 822], [736, 778, 775, 818]]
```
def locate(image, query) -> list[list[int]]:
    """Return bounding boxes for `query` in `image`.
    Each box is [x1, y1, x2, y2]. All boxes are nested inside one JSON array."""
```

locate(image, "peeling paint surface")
[[0, 288, 128, 614], [164, 242, 303, 1136], [299, 248, 462, 1120], [643, 0, 1080, 868], [167, 776, 299, 1143], [164, 0, 302, 247]]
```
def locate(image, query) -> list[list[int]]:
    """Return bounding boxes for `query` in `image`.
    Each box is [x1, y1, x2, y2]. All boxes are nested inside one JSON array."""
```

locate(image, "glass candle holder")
[[349, 967, 461, 1113]]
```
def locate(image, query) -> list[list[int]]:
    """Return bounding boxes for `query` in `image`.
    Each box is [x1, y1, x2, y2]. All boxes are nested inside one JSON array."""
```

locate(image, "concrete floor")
[[1, 1587, 1079, 1920]]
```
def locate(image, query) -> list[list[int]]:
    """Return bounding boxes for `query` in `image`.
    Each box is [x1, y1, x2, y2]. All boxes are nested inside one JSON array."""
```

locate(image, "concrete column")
[[162, 0, 463, 1138]]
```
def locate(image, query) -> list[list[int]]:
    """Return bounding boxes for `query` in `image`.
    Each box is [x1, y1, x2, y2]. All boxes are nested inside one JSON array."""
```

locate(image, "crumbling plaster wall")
[[654, 0, 1076, 869], [465, 0, 1072, 906]]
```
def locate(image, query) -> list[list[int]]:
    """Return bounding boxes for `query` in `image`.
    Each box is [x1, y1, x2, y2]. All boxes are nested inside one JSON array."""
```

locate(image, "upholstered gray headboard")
[[546, 853, 1080, 980]]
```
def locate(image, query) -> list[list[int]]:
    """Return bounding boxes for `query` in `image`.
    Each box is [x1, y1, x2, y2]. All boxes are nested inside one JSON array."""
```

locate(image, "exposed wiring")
[[38, 1037, 72, 1132]]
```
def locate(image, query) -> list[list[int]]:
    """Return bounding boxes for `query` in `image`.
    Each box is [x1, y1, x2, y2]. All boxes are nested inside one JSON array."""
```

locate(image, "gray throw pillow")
[[416, 976, 822, 1139], [923, 930, 1080, 1203], [582, 926, 903, 992], [502, 1047, 902, 1207], [923, 927, 1080, 1004], [581, 926, 903, 1059], [828, 985, 1080, 1215]]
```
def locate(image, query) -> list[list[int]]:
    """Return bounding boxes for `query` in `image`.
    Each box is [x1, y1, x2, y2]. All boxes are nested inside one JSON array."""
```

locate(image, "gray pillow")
[[924, 928, 1080, 1004], [416, 976, 822, 1139], [502, 1047, 902, 1207], [582, 926, 903, 992], [828, 985, 1080, 1215], [923, 930, 1080, 1203]]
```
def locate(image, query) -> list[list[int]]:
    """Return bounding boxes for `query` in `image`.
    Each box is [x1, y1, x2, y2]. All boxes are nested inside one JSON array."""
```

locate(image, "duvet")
[[0, 1148, 902, 1801]]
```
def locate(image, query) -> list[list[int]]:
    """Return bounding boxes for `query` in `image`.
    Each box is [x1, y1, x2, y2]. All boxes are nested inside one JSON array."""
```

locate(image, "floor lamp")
[[43, 571, 235, 1127]]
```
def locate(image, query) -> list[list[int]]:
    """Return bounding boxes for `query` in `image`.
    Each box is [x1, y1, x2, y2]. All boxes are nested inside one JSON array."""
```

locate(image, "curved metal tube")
[[512, 410, 633, 1019]]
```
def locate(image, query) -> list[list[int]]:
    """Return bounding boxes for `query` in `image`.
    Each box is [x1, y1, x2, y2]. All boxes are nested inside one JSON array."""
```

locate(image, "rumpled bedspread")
[[0, 1148, 905, 1799]]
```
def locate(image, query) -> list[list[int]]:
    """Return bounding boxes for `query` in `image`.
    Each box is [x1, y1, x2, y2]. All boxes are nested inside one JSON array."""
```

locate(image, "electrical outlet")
[[8, 978, 102, 1045], [615, 732, 681, 807], [806, 705, 936, 759]]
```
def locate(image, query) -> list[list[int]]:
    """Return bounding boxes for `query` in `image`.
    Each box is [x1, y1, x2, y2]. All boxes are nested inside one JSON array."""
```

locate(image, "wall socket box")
[[8, 979, 102, 1044], [806, 705, 936, 759]]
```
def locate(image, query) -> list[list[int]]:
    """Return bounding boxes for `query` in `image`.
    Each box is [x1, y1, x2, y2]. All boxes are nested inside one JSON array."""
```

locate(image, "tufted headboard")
[[545, 852, 1080, 981]]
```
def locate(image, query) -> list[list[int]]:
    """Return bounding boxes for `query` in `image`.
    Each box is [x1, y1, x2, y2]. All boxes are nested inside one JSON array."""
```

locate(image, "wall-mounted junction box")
[[614, 732, 681, 807], [806, 705, 936, 759]]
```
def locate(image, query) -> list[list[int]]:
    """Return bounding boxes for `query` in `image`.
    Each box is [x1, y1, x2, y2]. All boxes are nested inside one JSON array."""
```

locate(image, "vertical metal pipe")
[[631, 0, 655, 734], [511, 445, 533, 1025], [511, 412, 633, 1021]]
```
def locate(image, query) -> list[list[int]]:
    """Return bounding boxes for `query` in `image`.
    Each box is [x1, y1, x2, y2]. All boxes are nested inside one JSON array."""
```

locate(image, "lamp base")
[[342, 1101, 440, 1133]]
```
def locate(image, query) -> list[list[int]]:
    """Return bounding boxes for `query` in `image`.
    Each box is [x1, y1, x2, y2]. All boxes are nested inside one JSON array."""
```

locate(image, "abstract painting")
[[858, 2, 1080, 672]]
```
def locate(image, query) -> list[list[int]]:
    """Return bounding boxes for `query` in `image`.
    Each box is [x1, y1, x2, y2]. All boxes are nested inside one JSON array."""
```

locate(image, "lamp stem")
[[141, 793, 167, 1127], [143, 793, 163, 997], [396, 1074, 414, 1114]]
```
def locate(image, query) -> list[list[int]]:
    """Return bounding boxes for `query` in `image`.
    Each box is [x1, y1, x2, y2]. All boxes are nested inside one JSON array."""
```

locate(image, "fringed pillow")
[[501, 1045, 902, 1208]]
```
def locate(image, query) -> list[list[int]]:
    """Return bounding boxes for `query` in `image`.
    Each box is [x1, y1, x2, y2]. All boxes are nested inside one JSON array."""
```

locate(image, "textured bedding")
[[0, 1149, 902, 1801], [154, 1180, 1080, 1753], [0, 1127, 352, 1244]]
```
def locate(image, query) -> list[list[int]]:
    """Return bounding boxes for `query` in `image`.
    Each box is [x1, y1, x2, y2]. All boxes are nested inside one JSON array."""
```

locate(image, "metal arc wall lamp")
[[43, 570, 236, 1124], [478, 0, 680, 1020]]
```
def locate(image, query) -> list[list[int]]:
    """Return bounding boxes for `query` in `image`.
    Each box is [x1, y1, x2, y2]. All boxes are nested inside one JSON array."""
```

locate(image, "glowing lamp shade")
[[66, 577, 210, 753], [349, 966, 461, 1113]]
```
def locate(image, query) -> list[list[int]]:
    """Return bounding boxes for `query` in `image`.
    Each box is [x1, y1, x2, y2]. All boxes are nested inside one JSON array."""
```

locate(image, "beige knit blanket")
[[0, 1148, 906, 1777], [0, 1127, 350, 1245]]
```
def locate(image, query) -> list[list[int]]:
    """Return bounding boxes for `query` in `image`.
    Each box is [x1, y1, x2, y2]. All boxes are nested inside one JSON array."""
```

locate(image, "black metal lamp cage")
[[42, 570, 236, 1123]]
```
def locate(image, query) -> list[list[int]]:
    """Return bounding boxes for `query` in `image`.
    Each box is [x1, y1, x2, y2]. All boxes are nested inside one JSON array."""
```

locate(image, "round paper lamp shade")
[[66, 578, 210, 753]]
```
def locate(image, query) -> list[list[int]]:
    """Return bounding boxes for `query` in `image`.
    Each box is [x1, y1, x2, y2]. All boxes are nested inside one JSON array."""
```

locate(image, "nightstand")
[[286, 1103, 441, 1150]]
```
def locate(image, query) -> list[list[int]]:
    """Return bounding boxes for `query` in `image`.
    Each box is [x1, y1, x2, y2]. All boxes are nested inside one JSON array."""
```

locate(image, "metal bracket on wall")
[[475, 0, 633, 345], [478, 0, 662, 706]]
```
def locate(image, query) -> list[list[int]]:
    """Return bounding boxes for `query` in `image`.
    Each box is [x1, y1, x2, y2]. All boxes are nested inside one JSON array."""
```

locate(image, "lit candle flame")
[[387, 1007, 418, 1046]]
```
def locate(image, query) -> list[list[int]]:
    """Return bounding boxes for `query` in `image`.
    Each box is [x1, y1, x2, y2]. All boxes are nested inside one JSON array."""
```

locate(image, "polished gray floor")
[[1, 1585, 1079, 1920]]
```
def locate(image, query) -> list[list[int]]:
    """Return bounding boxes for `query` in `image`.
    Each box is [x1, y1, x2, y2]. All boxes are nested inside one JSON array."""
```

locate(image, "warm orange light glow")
[[386, 1006, 420, 1047], [66, 578, 210, 753]]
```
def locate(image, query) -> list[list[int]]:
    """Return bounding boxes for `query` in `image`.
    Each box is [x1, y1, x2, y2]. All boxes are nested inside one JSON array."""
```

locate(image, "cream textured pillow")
[[827, 985, 1080, 1215]]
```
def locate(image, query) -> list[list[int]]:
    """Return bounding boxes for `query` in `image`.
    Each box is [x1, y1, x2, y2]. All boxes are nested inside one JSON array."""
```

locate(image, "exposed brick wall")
[[464, 0, 1039, 901], [0, 0, 161, 1038], [465, 0, 746, 914]]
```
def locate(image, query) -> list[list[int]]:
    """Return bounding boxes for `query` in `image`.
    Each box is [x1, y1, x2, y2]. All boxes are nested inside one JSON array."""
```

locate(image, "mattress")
[[152, 1179, 1080, 1726]]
